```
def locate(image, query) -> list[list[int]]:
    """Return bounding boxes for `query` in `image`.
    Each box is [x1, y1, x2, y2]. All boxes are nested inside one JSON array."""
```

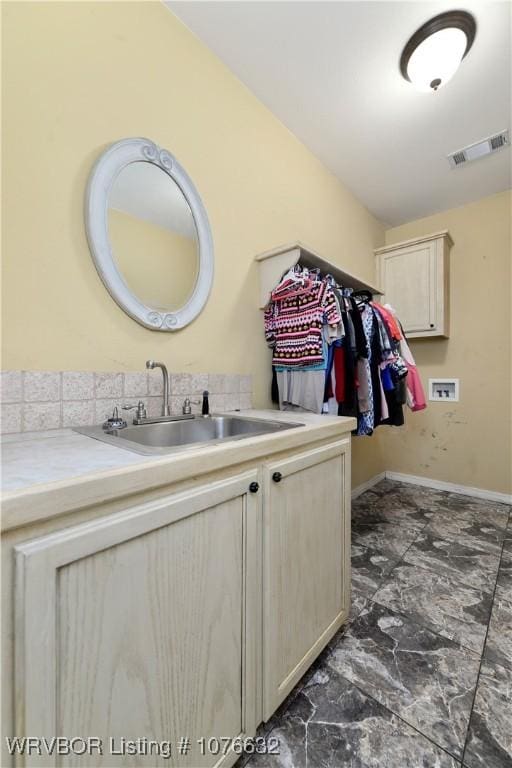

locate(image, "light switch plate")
[[428, 378, 460, 402]]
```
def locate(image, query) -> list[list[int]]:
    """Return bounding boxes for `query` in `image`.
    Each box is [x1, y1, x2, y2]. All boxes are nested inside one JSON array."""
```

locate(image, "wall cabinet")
[[10, 436, 351, 767], [262, 440, 351, 718], [375, 231, 453, 339]]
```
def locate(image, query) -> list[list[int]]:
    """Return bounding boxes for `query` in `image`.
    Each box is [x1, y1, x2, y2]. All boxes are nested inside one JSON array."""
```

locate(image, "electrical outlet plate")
[[428, 378, 459, 402]]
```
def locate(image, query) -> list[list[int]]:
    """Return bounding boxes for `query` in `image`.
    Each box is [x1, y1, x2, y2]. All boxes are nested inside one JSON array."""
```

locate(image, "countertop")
[[0, 410, 355, 533]]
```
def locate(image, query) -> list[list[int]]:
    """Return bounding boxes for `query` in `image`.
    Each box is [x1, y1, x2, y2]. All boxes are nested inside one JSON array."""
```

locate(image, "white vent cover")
[[448, 130, 509, 168]]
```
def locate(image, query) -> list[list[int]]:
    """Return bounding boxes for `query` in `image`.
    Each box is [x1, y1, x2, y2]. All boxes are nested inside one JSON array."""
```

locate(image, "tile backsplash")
[[0, 371, 253, 434]]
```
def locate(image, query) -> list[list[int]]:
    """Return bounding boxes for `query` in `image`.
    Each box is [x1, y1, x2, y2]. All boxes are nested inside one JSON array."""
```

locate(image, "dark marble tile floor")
[[238, 480, 512, 768]]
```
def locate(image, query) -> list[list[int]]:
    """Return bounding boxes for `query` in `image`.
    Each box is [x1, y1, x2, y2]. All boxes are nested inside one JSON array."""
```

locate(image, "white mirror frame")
[[85, 137, 214, 331]]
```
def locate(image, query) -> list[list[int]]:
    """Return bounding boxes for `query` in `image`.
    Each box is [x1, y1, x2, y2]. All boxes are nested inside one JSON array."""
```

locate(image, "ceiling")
[[167, 1, 511, 225]]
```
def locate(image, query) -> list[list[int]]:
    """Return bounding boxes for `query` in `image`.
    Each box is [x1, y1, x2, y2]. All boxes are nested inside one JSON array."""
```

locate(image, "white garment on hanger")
[[277, 370, 325, 414]]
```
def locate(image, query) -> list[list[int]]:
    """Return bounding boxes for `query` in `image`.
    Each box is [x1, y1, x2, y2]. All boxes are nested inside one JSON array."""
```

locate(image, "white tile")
[[94, 373, 123, 399], [23, 371, 61, 402], [0, 371, 22, 403], [170, 396, 185, 416], [240, 375, 252, 394], [240, 393, 252, 410], [23, 402, 61, 432], [189, 373, 208, 395], [94, 399, 119, 424], [209, 374, 227, 394], [224, 393, 241, 411], [170, 373, 191, 396], [209, 394, 226, 413], [146, 397, 164, 418], [123, 372, 148, 398], [1, 403, 22, 434], [225, 374, 240, 394], [148, 372, 165, 396], [62, 401, 95, 428], [62, 372, 94, 401]]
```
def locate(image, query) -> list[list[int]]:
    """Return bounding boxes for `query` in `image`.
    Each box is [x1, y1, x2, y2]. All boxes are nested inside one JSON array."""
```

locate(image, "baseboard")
[[351, 472, 385, 500], [385, 471, 512, 505]]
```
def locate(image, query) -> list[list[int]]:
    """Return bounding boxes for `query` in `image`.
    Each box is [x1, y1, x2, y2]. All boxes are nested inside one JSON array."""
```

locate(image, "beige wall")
[[382, 190, 511, 495], [1, 2, 383, 384], [108, 208, 198, 310], [1, 1, 385, 487]]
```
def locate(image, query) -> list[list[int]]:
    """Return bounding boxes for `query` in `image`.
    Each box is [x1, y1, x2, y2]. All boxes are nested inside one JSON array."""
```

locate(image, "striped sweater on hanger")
[[264, 280, 340, 367]]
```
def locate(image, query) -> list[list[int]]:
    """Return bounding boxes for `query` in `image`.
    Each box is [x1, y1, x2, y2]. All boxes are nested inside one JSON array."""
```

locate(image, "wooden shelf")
[[255, 242, 382, 308]]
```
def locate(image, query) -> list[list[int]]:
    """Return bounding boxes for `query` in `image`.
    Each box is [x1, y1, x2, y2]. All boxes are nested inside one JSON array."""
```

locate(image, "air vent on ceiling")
[[490, 133, 507, 150], [452, 151, 466, 166], [448, 129, 509, 169]]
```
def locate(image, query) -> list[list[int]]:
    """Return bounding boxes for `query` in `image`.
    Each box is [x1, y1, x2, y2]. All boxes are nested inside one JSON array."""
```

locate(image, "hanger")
[[271, 263, 313, 300], [352, 289, 373, 303]]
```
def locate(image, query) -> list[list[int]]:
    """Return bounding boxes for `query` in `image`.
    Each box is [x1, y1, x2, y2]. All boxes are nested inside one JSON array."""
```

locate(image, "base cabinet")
[[263, 439, 351, 718], [14, 472, 261, 768], [9, 436, 351, 766]]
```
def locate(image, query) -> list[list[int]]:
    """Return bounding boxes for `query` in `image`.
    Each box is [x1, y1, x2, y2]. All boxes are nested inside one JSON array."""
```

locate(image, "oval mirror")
[[85, 138, 214, 331]]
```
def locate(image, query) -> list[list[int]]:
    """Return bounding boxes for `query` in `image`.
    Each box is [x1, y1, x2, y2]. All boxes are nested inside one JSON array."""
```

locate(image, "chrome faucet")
[[122, 401, 147, 421], [182, 397, 200, 415], [146, 360, 170, 417]]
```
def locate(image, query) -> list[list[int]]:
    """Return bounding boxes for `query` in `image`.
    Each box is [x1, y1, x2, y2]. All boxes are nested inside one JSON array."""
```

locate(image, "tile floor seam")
[[460, 534, 509, 767], [338, 678, 465, 764], [421, 514, 508, 556], [347, 516, 431, 624], [247, 683, 464, 767], [378, 541, 497, 598], [362, 595, 482, 659], [369, 560, 495, 655], [350, 517, 429, 594], [350, 517, 430, 566], [328, 596, 481, 760]]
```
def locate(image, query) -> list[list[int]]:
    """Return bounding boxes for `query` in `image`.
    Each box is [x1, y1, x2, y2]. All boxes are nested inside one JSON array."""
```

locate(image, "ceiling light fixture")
[[400, 10, 476, 92]]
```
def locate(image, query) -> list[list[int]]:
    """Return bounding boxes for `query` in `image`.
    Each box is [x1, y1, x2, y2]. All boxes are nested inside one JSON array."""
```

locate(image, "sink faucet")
[[146, 360, 170, 417]]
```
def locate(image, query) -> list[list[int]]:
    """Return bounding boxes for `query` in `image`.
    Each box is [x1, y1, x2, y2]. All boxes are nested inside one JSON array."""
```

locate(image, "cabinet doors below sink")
[[15, 473, 261, 768], [263, 439, 351, 718]]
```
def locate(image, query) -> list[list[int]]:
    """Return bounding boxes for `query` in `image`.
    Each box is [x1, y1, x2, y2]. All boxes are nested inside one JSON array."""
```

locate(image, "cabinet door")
[[263, 439, 350, 718], [14, 472, 261, 768], [380, 241, 436, 334]]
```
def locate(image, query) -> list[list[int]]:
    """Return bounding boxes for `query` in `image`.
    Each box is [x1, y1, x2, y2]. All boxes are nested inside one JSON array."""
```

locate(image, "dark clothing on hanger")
[[338, 342, 358, 418], [271, 366, 279, 405], [348, 297, 368, 358]]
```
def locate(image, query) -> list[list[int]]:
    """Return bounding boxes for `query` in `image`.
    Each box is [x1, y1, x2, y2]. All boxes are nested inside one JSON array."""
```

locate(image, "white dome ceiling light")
[[400, 10, 477, 92]]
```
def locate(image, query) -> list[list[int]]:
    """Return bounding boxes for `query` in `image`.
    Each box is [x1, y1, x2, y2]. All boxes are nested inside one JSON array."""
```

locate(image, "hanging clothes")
[[264, 278, 340, 368], [264, 265, 426, 428], [265, 269, 342, 412], [371, 301, 402, 341], [384, 304, 427, 411], [276, 369, 325, 414], [356, 305, 374, 435]]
